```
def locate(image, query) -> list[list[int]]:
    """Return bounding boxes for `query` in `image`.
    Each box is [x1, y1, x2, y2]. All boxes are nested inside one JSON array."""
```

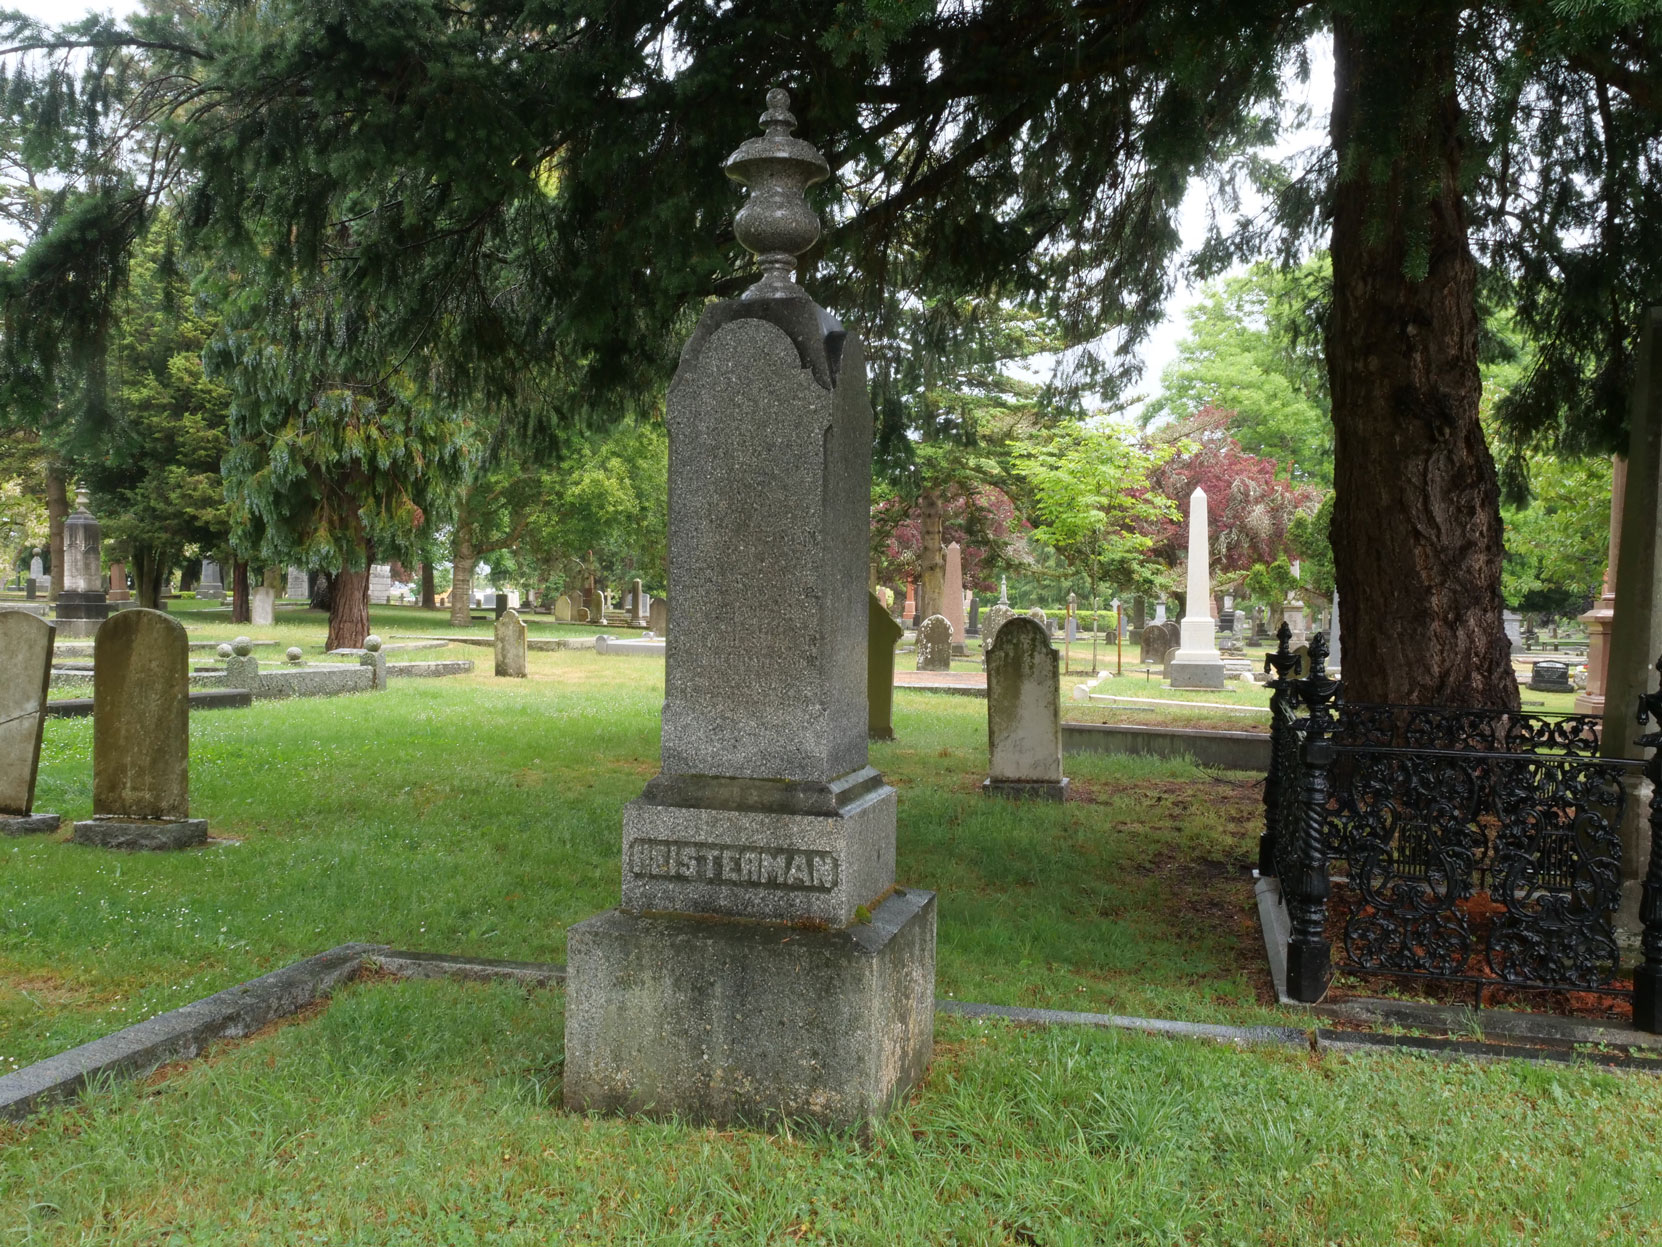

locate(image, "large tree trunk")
[[231, 559, 251, 624], [420, 562, 437, 609], [450, 529, 475, 626], [916, 488, 944, 622], [44, 463, 67, 603], [131, 543, 169, 610], [1327, 10, 1516, 709], [327, 566, 371, 650]]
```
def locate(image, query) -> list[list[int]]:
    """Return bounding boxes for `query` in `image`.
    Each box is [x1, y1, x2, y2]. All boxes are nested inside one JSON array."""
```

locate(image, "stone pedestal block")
[[72, 817, 207, 850], [1168, 658, 1228, 690], [54, 590, 110, 639], [622, 775, 896, 928], [1, 813, 60, 836], [564, 888, 935, 1129]]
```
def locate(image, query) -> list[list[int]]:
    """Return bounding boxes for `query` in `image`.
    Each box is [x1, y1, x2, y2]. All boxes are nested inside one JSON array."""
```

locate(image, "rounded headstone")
[[286, 646, 304, 664], [363, 634, 383, 653], [232, 636, 254, 657], [216, 643, 234, 659]]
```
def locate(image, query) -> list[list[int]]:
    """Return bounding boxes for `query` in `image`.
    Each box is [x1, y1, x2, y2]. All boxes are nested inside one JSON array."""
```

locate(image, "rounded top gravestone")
[[985, 616, 1064, 788], [916, 614, 954, 672], [92, 608, 191, 821]]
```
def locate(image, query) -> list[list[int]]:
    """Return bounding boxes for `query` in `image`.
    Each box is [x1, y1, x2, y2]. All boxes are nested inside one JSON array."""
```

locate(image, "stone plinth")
[[0, 611, 57, 833], [564, 90, 931, 1130], [73, 608, 205, 850], [495, 608, 527, 677], [984, 616, 1067, 801], [564, 888, 935, 1129], [867, 591, 903, 741]]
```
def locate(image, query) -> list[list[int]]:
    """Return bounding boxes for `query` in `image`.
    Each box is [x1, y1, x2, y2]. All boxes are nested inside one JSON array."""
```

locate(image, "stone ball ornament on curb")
[[286, 646, 304, 664], [562, 88, 936, 1131], [232, 636, 254, 658]]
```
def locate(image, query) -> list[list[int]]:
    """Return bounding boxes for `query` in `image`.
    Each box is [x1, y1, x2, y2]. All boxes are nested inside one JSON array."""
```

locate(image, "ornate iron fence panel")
[[1328, 746, 1627, 989]]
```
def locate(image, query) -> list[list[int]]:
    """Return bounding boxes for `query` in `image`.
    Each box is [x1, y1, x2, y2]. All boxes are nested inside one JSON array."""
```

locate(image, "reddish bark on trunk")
[[327, 567, 371, 650], [1327, 10, 1517, 709]]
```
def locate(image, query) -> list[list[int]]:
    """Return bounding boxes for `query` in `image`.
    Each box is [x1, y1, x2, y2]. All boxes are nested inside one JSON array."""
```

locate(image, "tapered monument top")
[[724, 88, 830, 300]]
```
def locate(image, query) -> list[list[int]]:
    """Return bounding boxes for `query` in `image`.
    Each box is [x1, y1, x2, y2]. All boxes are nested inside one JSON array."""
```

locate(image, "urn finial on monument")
[[724, 88, 830, 299]]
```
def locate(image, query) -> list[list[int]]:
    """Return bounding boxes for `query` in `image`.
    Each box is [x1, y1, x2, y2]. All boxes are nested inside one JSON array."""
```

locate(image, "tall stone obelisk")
[[563, 89, 936, 1129], [1168, 487, 1227, 689]]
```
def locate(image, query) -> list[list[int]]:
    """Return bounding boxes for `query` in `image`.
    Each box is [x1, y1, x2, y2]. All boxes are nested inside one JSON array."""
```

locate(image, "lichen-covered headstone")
[[0, 612, 59, 833], [285, 567, 309, 599], [982, 603, 1015, 654], [495, 608, 528, 678], [73, 608, 207, 849], [1140, 624, 1171, 666], [868, 590, 904, 740], [984, 616, 1067, 801], [916, 614, 953, 672]]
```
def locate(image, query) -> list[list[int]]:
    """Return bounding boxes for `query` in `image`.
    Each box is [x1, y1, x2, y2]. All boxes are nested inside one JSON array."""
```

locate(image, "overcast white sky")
[[12, 4, 1333, 413]]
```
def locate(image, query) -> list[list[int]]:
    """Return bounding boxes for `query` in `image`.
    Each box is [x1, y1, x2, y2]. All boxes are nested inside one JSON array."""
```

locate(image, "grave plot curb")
[[9, 940, 1661, 1128], [0, 942, 383, 1123]]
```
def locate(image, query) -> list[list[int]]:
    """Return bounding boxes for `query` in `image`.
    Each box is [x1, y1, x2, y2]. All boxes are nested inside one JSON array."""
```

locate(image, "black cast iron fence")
[[1259, 624, 1662, 1031]]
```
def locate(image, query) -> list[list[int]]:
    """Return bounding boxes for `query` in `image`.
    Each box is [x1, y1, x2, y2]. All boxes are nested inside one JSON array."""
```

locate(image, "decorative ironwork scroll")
[[1260, 622, 1300, 878]]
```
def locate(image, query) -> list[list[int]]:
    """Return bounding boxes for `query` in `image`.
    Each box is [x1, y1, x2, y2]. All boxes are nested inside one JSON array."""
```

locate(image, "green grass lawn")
[[5, 635, 1662, 1241]]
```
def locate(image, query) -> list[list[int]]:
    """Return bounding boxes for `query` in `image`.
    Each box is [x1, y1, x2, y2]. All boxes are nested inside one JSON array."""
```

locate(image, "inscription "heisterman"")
[[629, 839, 839, 891]]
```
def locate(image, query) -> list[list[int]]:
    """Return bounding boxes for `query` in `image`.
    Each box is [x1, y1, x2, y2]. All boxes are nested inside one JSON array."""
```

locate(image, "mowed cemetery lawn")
[[4, 610, 1661, 1242]]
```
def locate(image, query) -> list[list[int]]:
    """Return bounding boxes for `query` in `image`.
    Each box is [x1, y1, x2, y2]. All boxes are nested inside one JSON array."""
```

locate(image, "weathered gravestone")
[[868, 590, 904, 741], [984, 616, 1067, 801], [197, 559, 225, 600], [368, 563, 394, 606], [554, 594, 573, 621], [73, 608, 207, 849], [495, 608, 528, 678], [1026, 606, 1053, 640], [56, 488, 110, 638], [628, 579, 647, 627], [285, 567, 310, 600], [563, 90, 934, 1130], [982, 595, 1015, 656], [0, 612, 60, 833], [28, 550, 43, 581], [250, 586, 276, 627], [916, 614, 953, 672], [1140, 624, 1172, 667], [1529, 660, 1574, 693], [107, 560, 130, 602], [648, 597, 668, 635]]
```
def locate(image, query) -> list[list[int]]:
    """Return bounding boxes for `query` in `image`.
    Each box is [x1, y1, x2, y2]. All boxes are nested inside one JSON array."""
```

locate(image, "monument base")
[[982, 777, 1069, 802], [564, 888, 936, 1129], [1168, 655, 1228, 690], [1, 812, 60, 836], [72, 817, 208, 850]]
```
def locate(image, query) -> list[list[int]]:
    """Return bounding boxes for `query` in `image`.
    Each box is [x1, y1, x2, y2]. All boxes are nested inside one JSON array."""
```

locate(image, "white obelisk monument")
[[1168, 487, 1227, 689]]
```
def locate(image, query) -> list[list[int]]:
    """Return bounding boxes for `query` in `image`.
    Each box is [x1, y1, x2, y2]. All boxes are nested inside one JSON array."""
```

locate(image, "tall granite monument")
[[0, 612, 59, 833], [564, 90, 935, 1128], [55, 488, 111, 639], [1168, 487, 1227, 689]]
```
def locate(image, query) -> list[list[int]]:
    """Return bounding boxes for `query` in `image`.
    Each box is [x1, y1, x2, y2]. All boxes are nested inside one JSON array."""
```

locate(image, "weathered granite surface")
[[386, 660, 474, 679], [867, 590, 903, 741], [564, 888, 935, 1128], [250, 586, 276, 627], [984, 616, 1067, 801], [495, 609, 528, 678], [659, 303, 871, 784], [594, 634, 666, 656], [982, 602, 1015, 654], [0, 813, 61, 835], [73, 817, 207, 850], [0, 611, 54, 819], [90, 609, 190, 821]]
